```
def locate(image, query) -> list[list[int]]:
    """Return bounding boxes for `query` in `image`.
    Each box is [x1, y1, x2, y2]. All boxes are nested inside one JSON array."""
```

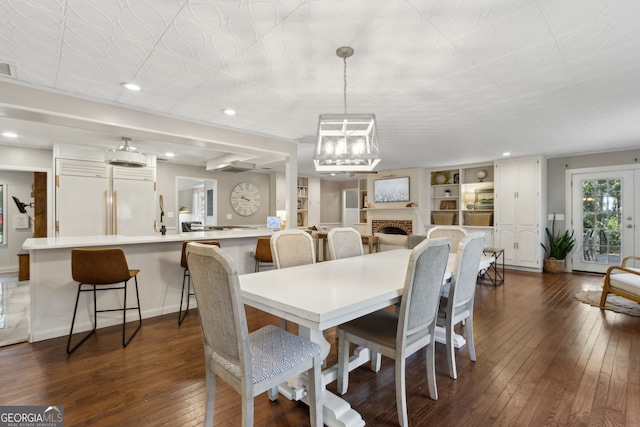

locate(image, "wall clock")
[[230, 182, 261, 216]]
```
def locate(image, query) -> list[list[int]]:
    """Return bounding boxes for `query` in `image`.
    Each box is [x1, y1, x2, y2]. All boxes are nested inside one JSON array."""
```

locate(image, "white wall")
[[156, 162, 272, 231], [547, 148, 640, 223]]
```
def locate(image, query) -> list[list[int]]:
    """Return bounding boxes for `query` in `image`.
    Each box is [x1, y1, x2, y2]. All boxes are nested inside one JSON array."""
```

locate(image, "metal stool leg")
[[178, 269, 192, 325], [67, 283, 98, 354], [123, 276, 142, 347]]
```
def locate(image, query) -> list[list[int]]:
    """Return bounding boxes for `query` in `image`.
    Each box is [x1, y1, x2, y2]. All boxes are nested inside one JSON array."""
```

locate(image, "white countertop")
[[23, 228, 275, 250]]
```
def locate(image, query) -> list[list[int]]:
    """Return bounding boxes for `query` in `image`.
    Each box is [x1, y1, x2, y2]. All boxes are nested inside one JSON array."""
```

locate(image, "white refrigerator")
[[56, 159, 157, 237]]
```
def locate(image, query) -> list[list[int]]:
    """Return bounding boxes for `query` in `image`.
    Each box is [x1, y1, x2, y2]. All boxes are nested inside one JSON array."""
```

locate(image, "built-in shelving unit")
[[297, 177, 308, 226], [430, 169, 460, 225], [358, 178, 368, 223], [460, 166, 494, 228]]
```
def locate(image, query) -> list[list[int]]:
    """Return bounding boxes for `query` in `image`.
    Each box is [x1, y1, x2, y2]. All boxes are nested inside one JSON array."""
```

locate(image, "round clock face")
[[230, 182, 261, 216]]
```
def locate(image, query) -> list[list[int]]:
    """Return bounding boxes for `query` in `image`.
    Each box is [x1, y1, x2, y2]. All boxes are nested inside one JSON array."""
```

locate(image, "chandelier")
[[314, 47, 381, 172]]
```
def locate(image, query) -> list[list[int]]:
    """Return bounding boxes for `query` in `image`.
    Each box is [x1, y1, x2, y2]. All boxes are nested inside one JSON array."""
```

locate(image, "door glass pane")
[[581, 178, 621, 265], [0, 184, 3, 244]]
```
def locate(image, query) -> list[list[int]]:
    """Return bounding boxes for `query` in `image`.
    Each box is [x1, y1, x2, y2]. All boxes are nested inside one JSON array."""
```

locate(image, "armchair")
[[600, 256, 640, 308]]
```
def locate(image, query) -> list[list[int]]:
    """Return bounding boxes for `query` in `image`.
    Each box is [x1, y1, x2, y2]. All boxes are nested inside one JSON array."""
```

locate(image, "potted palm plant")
[[541, 215, 576, 273]]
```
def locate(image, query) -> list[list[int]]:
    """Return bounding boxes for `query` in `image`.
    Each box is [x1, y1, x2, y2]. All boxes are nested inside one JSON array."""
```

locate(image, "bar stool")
[[179, 240, 221, 325], [254, 237, 273, 272], [67, 248, 142, 354]]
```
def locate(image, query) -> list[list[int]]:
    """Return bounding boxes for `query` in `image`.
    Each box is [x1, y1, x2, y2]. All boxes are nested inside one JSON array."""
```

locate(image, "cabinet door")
[[495, 228, 516, 265], [113, 178, 156, 236], [516, 160, 539, 228], [57, 175, 110, 236], [495, 162, 518, 228], [516, 227, 540, 267]]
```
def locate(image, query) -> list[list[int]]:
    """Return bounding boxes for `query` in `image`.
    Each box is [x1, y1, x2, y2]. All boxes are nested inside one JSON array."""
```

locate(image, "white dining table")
[[239, 248, 493, 427]]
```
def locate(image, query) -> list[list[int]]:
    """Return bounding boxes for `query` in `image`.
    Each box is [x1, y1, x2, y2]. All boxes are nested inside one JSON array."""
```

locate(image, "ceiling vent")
[[0, 61, 16, 78], [206, 160, 256, 173], [105, 137, 147, 167]]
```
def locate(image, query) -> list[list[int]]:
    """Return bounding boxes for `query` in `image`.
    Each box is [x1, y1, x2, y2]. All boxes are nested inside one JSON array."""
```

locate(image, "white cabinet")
[[56, 159, 156, 236], [494, 157, 546, 270]]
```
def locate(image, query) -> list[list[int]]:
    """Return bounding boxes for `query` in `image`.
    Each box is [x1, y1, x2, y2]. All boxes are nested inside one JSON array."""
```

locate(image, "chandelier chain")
[[343, 55, 348, 114]]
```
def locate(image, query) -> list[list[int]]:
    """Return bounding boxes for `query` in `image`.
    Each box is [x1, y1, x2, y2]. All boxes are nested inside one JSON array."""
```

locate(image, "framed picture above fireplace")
[[373, 176, 410, 203]]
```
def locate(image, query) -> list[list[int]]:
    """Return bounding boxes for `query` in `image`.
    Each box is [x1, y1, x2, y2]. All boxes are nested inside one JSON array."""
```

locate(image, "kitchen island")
[[22, 229, 274, 343]]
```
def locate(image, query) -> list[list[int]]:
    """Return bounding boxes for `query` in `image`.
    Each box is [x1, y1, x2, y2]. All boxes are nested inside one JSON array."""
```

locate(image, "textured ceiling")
[[1, 0, 640, 176]]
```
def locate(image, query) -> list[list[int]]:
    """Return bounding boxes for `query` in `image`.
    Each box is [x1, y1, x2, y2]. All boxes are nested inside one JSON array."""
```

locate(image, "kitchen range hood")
[[105, 137, 147, 167], [206, 160, 255, 173]]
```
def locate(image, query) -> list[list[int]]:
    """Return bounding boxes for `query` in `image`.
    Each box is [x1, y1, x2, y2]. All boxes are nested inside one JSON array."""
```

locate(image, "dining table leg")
[[295, 326, 366, 427]]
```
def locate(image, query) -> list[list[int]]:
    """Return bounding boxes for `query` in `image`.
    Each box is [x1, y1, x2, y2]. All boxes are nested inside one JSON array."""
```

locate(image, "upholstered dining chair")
[[437, 232, 485, 379], [178, 240, 221, 326], [67, 248, 142, 353], [253, 237, 273, 272], [327, 227, 363, 260], [600, 256, 640, 307], [336, 238, 450, 427], [270, 230, 316, 269], [270, 230, 316, 330], [185, 243, 323, 427], [427, 225, 468, 253]]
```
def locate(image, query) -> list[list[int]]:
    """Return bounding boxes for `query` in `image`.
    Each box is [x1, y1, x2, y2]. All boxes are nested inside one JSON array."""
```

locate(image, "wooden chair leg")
[[395, 357, 408, 427]]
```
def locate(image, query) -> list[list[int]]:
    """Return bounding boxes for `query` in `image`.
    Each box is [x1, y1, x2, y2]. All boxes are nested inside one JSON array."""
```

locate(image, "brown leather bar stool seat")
[[179, 240, 221, 325], [254, 237, 273, 272], [67, 248, 142, 354]]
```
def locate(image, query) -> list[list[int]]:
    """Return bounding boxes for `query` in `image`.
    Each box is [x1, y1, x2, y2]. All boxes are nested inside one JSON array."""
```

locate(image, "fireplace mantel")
[[363, 207, 417, 212], [365, 207, 420, 235]]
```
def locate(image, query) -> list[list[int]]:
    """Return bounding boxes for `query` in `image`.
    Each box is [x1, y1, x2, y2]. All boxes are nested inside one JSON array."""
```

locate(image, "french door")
[[570, 168, 639, 273], [342, 188, 359, 227]]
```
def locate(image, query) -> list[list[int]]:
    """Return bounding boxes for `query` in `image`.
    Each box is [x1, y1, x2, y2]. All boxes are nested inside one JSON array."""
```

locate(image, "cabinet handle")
[[113, 190, 118, 235], [104, 190, 109, 235]]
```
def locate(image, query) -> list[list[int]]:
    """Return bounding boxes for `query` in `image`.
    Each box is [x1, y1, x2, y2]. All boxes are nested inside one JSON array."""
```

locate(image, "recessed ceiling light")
[[165, 152, 175, 158], [222, 109, 236, 116], [502, 152, 511, 157], [121, 82, 141, 91], [2, 131, 18, 138]]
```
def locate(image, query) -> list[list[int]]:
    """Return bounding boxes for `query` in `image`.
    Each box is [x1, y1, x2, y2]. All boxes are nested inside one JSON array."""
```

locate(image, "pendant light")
[[105, 137, 147, 167], [314, 46, 381, 172]]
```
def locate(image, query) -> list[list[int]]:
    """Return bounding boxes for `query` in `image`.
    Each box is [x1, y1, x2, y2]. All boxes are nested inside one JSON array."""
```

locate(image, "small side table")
[[361, 235, 379, 254], [479, 247, 504, 286]]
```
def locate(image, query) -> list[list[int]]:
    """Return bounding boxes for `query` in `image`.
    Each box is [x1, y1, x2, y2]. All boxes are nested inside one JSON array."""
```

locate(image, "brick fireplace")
[[365, 206, 420, 236], [371, 220, 413, 235]]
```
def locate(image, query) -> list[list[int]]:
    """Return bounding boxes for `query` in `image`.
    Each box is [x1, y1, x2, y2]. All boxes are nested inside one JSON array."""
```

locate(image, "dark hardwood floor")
[[0, 269, 638, 426]]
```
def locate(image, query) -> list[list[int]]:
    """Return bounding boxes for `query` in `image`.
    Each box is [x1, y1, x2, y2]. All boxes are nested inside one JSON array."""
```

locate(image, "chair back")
[[180, 240, 220, 269], [397, 238, 450, 345], [186, 243, 251, 382], [254, 237, 273, 263], [448, 233, 485, 310], [270, 230, 316, 269], [327, 227, 363, 260], [427, 226, 468, 253], [71, 248, 132, 284]]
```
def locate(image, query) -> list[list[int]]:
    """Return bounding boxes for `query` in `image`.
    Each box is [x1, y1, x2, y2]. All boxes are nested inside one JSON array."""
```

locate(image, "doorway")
[[342, 188, 358, 228], [569, 167, 639, 273], [176, 177, 217, 232]]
